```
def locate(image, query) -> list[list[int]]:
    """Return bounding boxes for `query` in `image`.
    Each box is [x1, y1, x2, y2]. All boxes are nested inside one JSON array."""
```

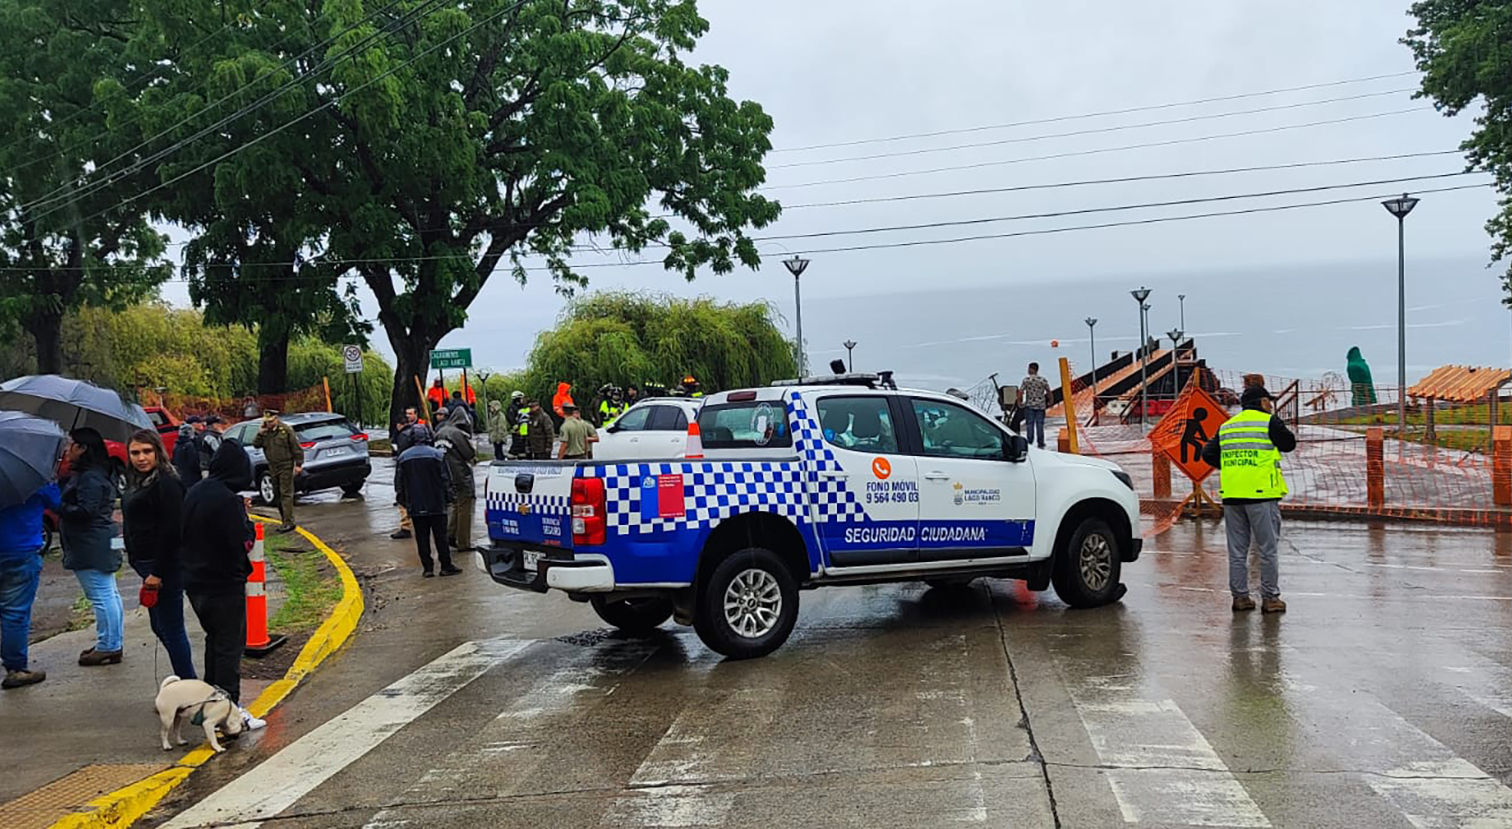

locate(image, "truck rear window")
[[295, 420, 358, 442], [698, 402, 792, 450]]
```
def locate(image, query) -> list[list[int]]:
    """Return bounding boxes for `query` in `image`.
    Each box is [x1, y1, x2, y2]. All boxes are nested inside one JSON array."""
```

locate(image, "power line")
[[22, 0, 435, 218], [763, 150, 1468, 211], [12, 177, 1488, 277], [775, 71, 1420, 153], [37, 0, 536, 233], [767, 108, 1433, 190], [752, 170, 1485, 242], [769, 88, 1417, 170]]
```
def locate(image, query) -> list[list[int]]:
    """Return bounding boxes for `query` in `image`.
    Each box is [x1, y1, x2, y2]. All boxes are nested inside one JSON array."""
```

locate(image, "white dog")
[[155, 675, 244, 753]]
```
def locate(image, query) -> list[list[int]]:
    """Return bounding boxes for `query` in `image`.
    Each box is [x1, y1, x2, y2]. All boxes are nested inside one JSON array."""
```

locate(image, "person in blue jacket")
[[0, 479, 61, 689]]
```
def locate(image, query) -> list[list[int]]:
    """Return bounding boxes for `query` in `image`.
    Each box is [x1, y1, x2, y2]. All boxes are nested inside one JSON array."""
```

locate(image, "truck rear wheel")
[[1051, 517, 1122, 608], [694, 547, 798, 660], [590, 596, 674, 636]]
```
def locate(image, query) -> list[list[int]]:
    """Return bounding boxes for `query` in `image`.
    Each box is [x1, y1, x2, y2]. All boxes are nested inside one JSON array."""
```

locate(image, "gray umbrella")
[[0, 374, 152, 443], [0, 411, 67, 508]]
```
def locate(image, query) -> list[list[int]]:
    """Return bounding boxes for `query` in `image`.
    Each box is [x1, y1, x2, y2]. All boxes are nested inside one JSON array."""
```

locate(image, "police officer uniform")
[[253, 410, 305, 533]]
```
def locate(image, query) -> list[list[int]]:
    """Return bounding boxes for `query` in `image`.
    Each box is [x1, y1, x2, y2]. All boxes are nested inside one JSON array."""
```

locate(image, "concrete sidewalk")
[[0, 563, 283, 828]]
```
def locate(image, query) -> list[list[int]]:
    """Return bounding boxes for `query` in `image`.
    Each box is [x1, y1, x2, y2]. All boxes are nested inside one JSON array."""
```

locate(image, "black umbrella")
[[0, 411, 67, 508], [0, 374, 152, 443]]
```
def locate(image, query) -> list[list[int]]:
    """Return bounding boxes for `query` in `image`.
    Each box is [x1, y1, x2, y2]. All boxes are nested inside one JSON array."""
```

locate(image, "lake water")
[[796, 255, 1510, 393]]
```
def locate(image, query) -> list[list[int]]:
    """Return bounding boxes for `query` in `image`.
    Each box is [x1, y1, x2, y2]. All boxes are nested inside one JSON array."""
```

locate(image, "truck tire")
[[1051, 517, 1122, 608], [694, 547, 799, 660], [591, 597, 674, 636]]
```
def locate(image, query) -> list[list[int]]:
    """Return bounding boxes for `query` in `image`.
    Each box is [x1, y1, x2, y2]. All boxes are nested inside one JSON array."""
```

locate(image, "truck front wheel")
[[694, 547, 799, 660], [1051, 517, 1123, 608], [591, 596, 674, 636]]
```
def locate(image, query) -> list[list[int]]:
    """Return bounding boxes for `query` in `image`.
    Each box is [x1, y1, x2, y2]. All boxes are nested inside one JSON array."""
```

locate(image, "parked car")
[[222, 413, 371, 503], [592, 398, 703, 461]]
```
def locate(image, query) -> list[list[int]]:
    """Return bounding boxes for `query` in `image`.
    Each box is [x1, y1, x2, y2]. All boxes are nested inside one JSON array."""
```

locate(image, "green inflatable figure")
[[1347, 346, 1377, 406]]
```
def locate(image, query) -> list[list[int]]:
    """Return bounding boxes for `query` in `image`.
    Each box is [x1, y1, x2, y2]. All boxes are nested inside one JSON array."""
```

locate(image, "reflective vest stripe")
[[1218, 409, 1287, 500]]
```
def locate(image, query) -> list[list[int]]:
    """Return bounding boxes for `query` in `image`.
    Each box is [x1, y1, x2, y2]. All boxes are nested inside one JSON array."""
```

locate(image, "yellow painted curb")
[[49, 520, 364, 829]]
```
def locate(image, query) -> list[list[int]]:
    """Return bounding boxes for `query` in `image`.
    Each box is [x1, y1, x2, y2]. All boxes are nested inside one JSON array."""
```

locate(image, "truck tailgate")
[[485, 461, 577, 551]]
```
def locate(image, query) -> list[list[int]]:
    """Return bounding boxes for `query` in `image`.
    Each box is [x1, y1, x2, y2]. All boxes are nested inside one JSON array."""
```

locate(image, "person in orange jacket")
[[552, 382, 575, 425], [425, 378, 447, 414]]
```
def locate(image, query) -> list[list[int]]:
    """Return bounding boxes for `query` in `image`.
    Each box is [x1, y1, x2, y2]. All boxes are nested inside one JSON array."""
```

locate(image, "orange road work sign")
[[1149, 383, 1229, 483]]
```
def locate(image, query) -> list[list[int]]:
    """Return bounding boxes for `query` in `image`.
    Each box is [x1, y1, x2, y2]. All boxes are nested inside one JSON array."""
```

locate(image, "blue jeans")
[[0, 553, 43, 672], [130, 561, 196, 679], [1024, 408, 1047, 448], [74, 568, 124, 653]]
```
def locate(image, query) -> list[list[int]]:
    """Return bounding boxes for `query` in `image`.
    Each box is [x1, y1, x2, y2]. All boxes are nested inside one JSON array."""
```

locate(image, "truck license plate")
[[521, 550, 543, 572]]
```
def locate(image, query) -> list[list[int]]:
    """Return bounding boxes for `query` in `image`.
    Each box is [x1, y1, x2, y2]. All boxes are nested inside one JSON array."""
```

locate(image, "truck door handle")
[[923, 473, 950, 481], [819, 471, 849, 479]]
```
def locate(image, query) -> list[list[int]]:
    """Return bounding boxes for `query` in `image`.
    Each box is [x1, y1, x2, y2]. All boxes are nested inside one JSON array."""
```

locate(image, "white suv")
[[591, 397, 702, 461]]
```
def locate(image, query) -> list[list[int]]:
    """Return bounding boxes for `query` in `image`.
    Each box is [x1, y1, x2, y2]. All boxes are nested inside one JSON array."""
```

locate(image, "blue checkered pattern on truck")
[[585, 461, 805, 534], [786, 391, 869, 525]]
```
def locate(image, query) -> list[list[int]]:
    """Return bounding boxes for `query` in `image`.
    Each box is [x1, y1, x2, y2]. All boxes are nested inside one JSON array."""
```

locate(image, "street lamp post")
[[1167, 328, 1184, 350], [1131, 287, 1152, 427], [784, 256, 811, 376], [1382, 193, 1419, 436], [1178, 294, 1186, 331], [1085, 318, 1098, 424], [843, 340, 857, 372]]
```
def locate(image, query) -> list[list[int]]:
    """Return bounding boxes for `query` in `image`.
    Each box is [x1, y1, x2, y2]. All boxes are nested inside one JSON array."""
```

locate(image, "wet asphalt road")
[[144, 459, 1512, 828]]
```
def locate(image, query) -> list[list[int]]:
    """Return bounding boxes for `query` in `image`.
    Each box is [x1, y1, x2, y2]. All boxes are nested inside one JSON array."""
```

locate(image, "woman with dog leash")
[[122, 429, 197, 680], [60, 427, 125, 667]]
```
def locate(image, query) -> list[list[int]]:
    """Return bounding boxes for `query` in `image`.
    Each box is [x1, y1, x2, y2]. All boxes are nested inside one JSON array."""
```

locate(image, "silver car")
[[223, 413, 372, 503]]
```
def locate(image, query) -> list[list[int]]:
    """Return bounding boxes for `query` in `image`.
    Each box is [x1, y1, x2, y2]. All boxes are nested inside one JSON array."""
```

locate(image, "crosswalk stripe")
[[1067, 674, 1271, 827], [362, 640, 659, 828], [162, 638, 532, 829]]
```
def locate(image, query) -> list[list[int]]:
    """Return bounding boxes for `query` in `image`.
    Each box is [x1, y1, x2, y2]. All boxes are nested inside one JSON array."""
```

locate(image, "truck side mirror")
[[1004, 435, 1029, 463]]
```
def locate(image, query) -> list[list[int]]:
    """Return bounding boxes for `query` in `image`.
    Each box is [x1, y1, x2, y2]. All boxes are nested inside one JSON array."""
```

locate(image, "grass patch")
[[65, 592, 92, 633], [1336, 402, 1512, 428], [263, 530, 343, 634], [369, 438, 392, 454]]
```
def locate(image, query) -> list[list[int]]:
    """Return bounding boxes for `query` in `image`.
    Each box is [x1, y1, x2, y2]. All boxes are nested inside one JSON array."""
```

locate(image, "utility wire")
[[768, 108, 1432, 190], [36, 0, 533, 233], [763, 150, 1467, 211], [769, 88, 1417, 169], [752, 170, 1483, 242], [3, 14, 248, 168], [12, 175, 1487, 276], [22, 0, 433, 217], [775, 71, 1420, 152]]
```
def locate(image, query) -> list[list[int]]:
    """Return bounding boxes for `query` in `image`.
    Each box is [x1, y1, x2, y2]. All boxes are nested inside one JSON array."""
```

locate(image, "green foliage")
[[0, 0, 171, 371], [287, 341, 395, 427], [519, 291, 796, 403], [1403, 1, 1512, 297]]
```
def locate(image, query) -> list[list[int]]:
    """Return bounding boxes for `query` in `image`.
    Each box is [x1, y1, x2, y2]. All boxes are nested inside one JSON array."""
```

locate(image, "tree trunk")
[[388, 330, 440, 428], [25, 305, 65, 375], [257, 319, 291, 395]]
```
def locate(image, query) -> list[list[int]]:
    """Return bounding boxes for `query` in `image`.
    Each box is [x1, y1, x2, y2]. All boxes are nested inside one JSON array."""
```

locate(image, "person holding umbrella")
[[0, 412, 67, 689], [61, 427, 125, 667], [122, 428, 195, 679]]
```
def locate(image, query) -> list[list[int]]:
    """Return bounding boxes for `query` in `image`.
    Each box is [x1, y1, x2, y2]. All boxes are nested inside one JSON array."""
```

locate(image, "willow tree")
[[523, 292, 797, 403], [300, 0, 782, 424]]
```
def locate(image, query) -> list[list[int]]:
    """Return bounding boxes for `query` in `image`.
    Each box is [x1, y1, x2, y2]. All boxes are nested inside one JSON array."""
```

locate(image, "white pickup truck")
[[481, 374, 1142, 659]]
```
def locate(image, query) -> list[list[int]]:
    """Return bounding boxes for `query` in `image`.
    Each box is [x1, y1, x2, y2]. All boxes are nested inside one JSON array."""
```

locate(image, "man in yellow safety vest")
[[1201, 384, 1297, 614], [510, 391, 529, 458]]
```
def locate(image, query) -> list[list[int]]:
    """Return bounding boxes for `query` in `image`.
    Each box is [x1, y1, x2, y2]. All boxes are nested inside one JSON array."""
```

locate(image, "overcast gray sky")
[[159, 0, 1502, 377]]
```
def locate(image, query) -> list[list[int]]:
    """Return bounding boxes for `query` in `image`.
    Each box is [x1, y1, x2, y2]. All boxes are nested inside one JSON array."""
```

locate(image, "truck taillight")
[[570, 477, 607, 546]]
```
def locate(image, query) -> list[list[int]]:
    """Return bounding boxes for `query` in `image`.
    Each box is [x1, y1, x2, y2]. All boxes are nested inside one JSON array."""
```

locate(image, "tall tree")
[[128, 0, 367, 394], [1403, 1, 1512, 294], [296, 0, 780, 424], [0, 0, 170, 373]]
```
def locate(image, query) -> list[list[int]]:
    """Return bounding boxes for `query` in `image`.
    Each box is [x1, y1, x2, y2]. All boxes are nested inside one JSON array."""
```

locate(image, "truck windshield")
[[698, 402, 792, 450]]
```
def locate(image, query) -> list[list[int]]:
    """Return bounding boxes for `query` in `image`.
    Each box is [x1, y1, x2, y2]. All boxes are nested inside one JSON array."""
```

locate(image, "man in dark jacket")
[[1201, 385, 1297, 614], [394, 429, 460, 577], [176, 439, 258, 714], [196, 415, 227, 472], [435, 406, 477, 553], [173, 419, 201, 481], [389, 407, 431, 540]]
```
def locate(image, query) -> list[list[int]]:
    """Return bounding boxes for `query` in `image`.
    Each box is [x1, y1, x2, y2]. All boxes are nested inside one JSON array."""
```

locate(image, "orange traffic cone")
[[685, 420, 704, 459], [245, 522, 288, 657]]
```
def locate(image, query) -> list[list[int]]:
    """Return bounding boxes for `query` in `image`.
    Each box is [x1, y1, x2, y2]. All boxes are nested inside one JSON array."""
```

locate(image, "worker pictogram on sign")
[[1148, 382, 1229, 483]]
